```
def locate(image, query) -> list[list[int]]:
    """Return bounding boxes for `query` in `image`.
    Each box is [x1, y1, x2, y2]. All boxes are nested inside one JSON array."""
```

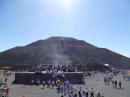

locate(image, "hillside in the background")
[[0, 37, 130, 69]]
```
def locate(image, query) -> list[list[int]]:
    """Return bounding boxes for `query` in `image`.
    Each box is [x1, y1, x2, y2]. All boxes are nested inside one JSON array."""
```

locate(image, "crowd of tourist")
[[28, 66, 130, 97], [102, 71, 126, 90], [30, 66, 105, 97], [0, 71, 11, 97], [31, 77, 104, 97], [33, 64, 78, 73]]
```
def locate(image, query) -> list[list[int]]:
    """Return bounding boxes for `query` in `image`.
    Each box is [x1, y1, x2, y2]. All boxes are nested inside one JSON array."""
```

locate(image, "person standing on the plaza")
[[82, 91, 86, 97], [68, 90, 72, 97], [74, 89, 78, 97], [3, 84, 8, 97], [90, 88, 95, 97], [31, 80, 34, 85], [51, 80, 55, 89], [104, 77, 107, 85], [42, 80, 46, 89], [119, 81, 122, 89], [85, 88, 89, 97], [78, 87, 82, 97], [57, 84, 60, 94], [60, 83, 64, 93], [115, 80, 117, 88], [47, 80, 51, 88], [6, 87, 9, 97], [112, 80, 115, 88], [96, 91, 101, 97], [63, 85, 67, 96], [38, 79, 40, 86], [36, 79, 39, 86]]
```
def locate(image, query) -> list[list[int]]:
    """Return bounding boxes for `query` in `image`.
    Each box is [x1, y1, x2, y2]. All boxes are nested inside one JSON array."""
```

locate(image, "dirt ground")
[[2, 72, 130, 97]]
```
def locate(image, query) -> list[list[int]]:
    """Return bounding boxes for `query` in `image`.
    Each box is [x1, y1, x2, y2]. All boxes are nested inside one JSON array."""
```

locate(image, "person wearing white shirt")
[[90, 88, 95, 97], [85, 88, 89, 97]]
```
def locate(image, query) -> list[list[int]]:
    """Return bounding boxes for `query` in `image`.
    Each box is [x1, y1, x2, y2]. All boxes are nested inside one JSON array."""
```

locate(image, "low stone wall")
[[13, 72, 84, 84]]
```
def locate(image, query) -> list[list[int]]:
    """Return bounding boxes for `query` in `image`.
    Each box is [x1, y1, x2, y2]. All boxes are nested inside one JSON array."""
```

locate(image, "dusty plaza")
[[0, 71, 130, 97]]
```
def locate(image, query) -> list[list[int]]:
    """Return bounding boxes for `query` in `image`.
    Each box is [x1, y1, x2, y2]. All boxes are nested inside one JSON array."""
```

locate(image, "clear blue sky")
[[0, 0, 130, 57]]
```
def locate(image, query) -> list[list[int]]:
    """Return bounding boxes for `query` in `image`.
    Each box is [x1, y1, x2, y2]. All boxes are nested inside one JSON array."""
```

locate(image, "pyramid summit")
[[0, 36, 130, 69], [46, 36, 78, 40]]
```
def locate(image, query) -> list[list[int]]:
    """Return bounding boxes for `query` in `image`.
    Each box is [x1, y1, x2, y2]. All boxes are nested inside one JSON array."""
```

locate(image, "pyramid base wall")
[[13, 72, 84, 84]]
